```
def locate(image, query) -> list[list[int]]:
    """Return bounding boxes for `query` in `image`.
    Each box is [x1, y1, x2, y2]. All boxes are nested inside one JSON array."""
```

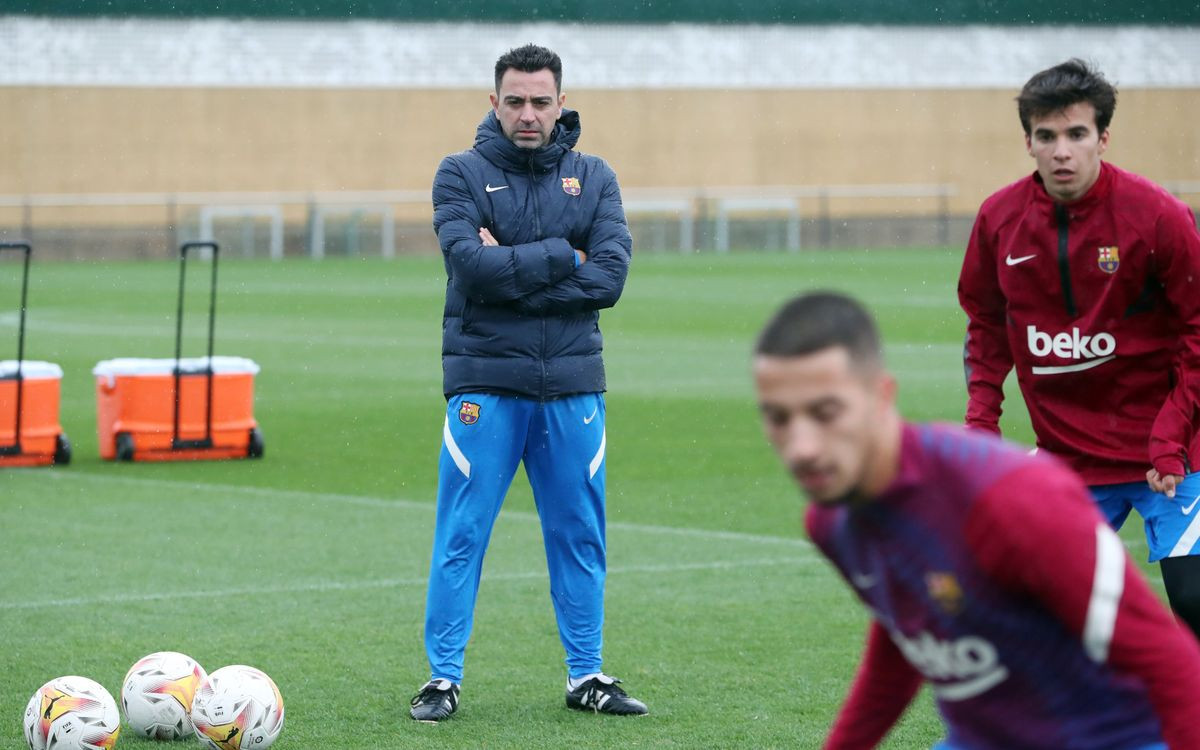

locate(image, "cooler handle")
[[173, 241, 219, 450], [0, 241, 31, 456]]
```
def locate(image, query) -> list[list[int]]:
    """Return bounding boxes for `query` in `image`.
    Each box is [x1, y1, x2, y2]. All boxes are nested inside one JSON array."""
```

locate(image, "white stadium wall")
[[0, 19, 1196, 255]]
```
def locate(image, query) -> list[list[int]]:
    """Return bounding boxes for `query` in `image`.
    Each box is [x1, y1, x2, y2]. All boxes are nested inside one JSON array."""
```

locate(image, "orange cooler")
[[0, 360, 70, 466], [93, 356, 262, 461]]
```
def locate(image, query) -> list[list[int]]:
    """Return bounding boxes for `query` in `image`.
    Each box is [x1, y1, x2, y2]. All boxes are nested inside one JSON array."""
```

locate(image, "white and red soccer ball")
[[23, 675, 121, 750], [121, 651, 208, 740], [191, 664, 286, 750]]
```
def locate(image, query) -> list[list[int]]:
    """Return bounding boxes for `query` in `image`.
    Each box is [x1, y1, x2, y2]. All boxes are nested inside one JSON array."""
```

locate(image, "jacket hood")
[[474, 108, 581, 173]]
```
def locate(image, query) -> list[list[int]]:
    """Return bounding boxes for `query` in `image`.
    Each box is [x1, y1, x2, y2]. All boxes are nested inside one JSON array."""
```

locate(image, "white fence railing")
[[622, 183, 959, 252], [0, 190, 427, 259], [5, 181, 1194, 258]]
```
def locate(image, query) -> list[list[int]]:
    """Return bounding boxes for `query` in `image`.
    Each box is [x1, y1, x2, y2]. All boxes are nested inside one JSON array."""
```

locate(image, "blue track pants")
[[423, 392, 607, 683]]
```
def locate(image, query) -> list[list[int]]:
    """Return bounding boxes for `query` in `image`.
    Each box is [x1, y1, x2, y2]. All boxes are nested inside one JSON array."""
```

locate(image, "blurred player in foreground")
[[753, 291, 1200, 750], [958, 59, 1200, 638]]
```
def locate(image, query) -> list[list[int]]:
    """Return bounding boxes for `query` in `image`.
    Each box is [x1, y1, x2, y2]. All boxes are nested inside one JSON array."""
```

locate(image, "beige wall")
[[2, 86, 1198, 216]]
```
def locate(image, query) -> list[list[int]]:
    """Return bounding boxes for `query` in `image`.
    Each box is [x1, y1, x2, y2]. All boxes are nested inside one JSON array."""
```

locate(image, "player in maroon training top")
[[958, 59, 1200, 638], [754, 292, 1200, 750]]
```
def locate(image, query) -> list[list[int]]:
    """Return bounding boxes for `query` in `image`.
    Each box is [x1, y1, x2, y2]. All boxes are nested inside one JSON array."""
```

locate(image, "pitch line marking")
[[0, 314, 424, 349], [0, 557, 814, 611], [37, 470, 813, 549]]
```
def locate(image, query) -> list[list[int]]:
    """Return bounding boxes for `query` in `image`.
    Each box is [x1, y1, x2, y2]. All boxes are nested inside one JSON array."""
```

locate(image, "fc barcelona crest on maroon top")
[[925, 571, 964, 615], [459, 401, 480, 425], [1097, 246, 1120, 273], [561, 177, 582, 196]]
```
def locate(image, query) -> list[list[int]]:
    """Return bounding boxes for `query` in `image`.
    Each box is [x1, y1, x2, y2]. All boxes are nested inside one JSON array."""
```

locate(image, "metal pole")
[[819, 191, 831, 248], [205, 243, 218, 444], [938, 191, 950, 247], [172, 244, 187, 445], [166, 198, 177, 260], [0, 243, 31, 454]]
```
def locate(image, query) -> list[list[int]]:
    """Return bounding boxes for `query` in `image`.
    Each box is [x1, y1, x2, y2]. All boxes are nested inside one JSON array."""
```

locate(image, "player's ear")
[[558, 92, 566, 116], [877, 372, 898, 409], [1097, 128, 1110, 155], [1024, 133, 1033, 157], [489, 92, 500, 112]]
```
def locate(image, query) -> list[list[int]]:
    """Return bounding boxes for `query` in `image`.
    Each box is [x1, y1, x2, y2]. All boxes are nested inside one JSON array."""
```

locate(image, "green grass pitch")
[[0, 249, 1157, 748]]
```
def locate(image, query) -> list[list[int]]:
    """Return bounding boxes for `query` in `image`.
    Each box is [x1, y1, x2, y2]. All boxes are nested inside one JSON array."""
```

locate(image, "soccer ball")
[[121, 651, 208, 739], [23, 675, 121, 750], [191, 665, 285, 750]]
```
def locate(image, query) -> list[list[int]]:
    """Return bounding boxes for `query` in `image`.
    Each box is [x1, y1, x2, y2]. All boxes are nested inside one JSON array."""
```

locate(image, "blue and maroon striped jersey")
[[807, 423, 1200, 750]]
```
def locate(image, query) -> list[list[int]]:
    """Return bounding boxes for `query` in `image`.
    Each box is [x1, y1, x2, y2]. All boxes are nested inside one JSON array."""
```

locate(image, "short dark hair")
[[755, 292, 882, 370], [1017, 58, 1117, 136], [494, 44, 562, 93]]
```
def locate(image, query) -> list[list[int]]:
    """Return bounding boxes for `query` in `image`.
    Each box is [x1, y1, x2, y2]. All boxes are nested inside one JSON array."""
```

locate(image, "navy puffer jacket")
[[433, 108, 632, 400]]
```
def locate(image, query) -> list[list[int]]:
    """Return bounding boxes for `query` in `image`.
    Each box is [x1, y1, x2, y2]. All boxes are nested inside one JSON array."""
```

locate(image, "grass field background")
[[0, 249, 1155, 748]]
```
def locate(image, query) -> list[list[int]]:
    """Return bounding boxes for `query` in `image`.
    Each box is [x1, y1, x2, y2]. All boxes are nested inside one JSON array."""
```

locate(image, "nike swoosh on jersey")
[[851, 572, 876, 588], [1005, 253, 1037, 266], [485, 184, 509, 192], [1030, 355, 1115, 375], [1182, 496, 1200, 515], [583, 406, 599, 425]]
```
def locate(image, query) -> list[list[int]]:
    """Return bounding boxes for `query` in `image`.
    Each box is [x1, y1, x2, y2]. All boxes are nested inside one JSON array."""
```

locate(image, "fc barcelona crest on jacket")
[[459, 401, 480, 425], [1098, 246, 1120, 273], [561, 177, 582, 196]]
